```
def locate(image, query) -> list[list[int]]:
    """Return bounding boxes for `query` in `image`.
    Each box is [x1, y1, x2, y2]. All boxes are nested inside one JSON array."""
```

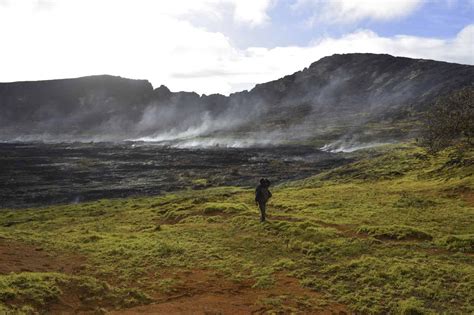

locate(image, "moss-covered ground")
[[0, 143, 473, 314]]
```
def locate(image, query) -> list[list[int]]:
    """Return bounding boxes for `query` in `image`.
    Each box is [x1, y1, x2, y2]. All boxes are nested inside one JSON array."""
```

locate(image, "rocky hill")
[[0, 53, 472, 144]]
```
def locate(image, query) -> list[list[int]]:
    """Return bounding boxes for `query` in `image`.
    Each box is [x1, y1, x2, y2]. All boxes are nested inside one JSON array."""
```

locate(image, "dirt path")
[[111, 269, 350, 315], [0, 237, 86, 274]]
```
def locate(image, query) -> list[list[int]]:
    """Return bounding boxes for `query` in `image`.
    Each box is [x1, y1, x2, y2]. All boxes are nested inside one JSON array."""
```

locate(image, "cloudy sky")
[[0, 0, 473, 95]]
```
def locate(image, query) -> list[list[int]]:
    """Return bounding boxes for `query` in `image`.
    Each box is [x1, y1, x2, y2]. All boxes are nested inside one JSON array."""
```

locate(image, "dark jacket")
[[255, 184, 272, 203]]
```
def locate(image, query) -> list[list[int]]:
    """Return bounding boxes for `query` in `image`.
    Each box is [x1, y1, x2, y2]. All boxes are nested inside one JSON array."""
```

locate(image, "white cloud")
[[166, 24, 474, 95], [294, 0, 424, 25], [232, 0, 274, 26], [0, 1, 472, 96], [309, 25, 474, 65], [0, 0, 273, 27]]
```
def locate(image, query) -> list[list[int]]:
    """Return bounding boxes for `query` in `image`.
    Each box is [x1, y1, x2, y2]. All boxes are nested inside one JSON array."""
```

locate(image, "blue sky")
[[204, 0, 474, 47], [370, 1, 473, 38], [0, 0, 472, 94]]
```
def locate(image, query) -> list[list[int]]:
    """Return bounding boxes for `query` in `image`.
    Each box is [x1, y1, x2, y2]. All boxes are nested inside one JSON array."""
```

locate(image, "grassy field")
[[0, 143, 473, 314]]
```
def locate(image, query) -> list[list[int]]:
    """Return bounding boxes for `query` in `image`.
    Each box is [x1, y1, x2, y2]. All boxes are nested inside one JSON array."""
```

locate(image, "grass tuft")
[[358, 225, 433, 241]]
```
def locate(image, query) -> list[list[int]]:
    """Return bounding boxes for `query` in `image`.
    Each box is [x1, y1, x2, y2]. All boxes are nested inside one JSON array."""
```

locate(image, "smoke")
[[130, 88, 281, 146], [164, 137, 278, 149], [133, 108, 245, 142], [320, 138, 393, 153], [135, 112, 215, 142], [133, 111, 296, 148]]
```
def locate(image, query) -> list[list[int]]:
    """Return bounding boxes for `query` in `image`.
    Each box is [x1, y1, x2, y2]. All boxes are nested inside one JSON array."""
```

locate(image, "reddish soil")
[[0, 237, 96, 314], [0, 236, 349, 314], [110, 269, 350, 315], [444, 185, 474, 206], [463, 190, 474, 207], [0, 237, 86, 274]]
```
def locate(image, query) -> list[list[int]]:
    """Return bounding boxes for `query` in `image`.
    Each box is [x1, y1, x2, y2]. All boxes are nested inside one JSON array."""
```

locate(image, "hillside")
[[1, 143, 472, 314], [1, 54, 473, 145]]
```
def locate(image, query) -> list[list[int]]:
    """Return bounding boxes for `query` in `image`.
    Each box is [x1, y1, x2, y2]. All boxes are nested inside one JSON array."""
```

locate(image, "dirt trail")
[[111, 269, 350, 315], [0, 237, 85, 274]]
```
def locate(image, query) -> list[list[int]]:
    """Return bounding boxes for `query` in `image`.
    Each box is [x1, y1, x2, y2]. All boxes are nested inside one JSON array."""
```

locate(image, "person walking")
[[255, 178, 272, 222]]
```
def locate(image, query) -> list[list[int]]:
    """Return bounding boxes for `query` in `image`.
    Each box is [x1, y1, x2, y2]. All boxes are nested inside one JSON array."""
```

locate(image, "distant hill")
[[1, 53, 473, 145]]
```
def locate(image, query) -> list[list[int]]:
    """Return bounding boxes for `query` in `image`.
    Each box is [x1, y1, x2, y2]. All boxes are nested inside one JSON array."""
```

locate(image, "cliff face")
[[0, 54, 473, 143], [0, 75, 153, 140]]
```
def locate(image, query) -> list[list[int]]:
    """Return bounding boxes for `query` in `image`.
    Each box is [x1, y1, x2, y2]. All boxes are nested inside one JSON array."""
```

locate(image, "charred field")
[[0, 142, 351, 209]]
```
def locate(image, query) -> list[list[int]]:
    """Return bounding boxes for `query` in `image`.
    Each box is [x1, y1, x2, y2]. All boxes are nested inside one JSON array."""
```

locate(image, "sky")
[[0, 0, 473, 95]]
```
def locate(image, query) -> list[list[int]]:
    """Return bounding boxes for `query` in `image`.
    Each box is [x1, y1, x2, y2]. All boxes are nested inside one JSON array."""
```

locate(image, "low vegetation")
[[0, 273, 150, 313], [0, 143, 472, 313]]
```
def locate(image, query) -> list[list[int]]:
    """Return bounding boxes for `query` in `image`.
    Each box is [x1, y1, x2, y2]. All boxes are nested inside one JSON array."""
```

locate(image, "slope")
[[0, 143, 472, 314]]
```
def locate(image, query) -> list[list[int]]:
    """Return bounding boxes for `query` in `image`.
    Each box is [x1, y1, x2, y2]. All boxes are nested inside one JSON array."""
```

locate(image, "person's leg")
[[259, 202, 266, 222]]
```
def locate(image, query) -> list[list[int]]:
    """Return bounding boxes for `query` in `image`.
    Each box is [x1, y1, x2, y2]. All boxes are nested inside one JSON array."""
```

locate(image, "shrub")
[[420, 87, 474, 153]]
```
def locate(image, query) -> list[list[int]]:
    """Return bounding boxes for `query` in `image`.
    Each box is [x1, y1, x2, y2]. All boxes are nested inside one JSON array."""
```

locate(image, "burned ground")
[[0, 142, 350, 209]]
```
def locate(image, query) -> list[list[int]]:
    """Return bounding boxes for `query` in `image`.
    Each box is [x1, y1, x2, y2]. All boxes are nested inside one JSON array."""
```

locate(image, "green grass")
[[357, 225, 433, 240], [0, 143, 472, 313], [0, 272, 151, 313]]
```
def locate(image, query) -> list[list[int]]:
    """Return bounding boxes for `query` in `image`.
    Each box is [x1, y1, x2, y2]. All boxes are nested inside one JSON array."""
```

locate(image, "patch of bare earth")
[[111, 269, 350, 315], [444, 185, 474, 206], [0, 237, 86, 274], [0, 237, 102, 314], [463, 190, 474, 207]]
